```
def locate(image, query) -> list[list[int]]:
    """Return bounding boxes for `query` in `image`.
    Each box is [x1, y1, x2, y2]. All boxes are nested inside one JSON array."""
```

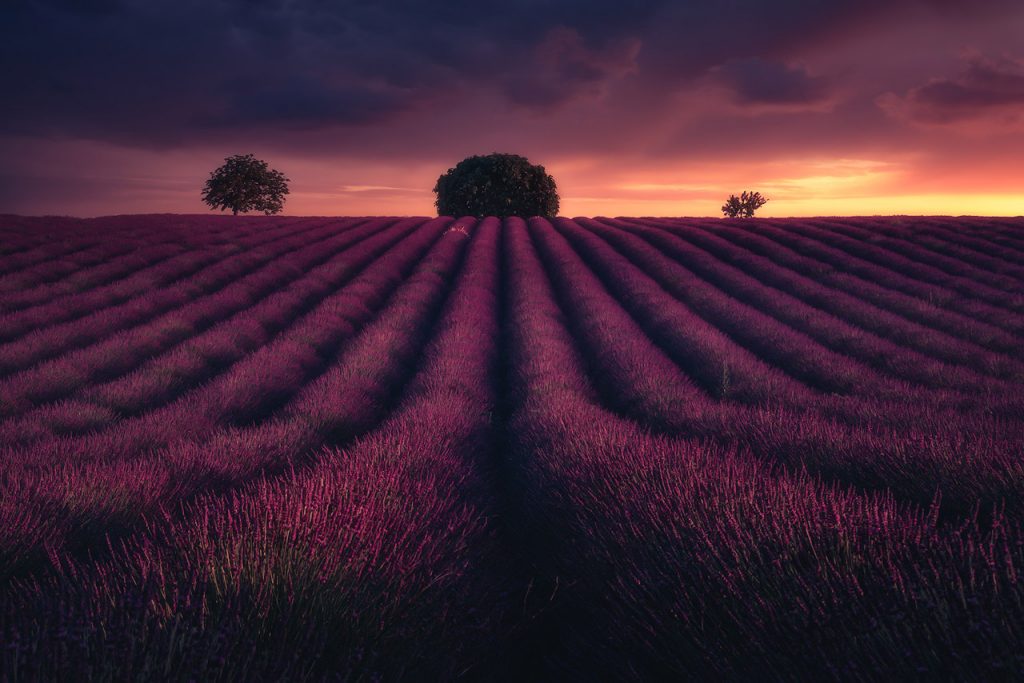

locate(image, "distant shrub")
[[722, 191, 768, 218], [434, 153, 559, 218], [202, 154, 290, 216]]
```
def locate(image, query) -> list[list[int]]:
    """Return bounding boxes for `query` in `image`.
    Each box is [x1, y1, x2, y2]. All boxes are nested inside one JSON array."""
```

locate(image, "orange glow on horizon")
[[279, 155, 1023, 218], [557, 194, 1024, 218], [278, 191, 1022, 219], [3, 138, 1020, 218]]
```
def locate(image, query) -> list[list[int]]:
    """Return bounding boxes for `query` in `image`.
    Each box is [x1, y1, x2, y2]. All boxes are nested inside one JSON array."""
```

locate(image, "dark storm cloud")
[[634, 0, 1015, 83], [881, 55, 1024, 124], [0, 0, 1016, 147], [38, 0, 123, 16], [210, 80, 410, 129], [500, 27, 641, 108], [712, 59, 831, 106]]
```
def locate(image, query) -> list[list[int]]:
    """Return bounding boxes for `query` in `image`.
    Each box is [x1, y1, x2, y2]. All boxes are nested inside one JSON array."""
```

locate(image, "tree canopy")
[[433, 153, 559, 218], [201, 154, 290, 215], [722, 191, 768, 218]]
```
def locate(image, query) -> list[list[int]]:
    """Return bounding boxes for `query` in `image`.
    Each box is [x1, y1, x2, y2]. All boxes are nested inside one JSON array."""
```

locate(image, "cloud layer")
[[1, 0, 1023, 215], [880, 54, 1024, 125]]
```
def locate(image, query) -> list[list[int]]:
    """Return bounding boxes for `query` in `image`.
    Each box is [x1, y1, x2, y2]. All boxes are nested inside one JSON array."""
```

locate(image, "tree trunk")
[[233, 208, 238, 216]]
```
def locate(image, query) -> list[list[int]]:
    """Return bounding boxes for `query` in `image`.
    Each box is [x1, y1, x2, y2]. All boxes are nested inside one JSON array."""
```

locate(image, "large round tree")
[[201, 154, 290, 215], [433, 153, 559, 218]]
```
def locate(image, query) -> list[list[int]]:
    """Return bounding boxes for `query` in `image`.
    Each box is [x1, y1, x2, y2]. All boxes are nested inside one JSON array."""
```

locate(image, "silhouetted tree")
[[434, 153, 559, 218], [722, 191, 768, 218], [202, 154, 290, 215]]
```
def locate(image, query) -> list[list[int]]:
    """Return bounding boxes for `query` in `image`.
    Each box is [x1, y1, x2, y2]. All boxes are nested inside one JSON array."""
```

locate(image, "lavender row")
[[818, 217, 1024, 293], [0, 218, 355, 416], [0, 216, 161, 284], [894, 217, 1024, 275], [557, 218, 1020, 423], [0, 217, 469, 581], [675, 217, 1024, 337], [666, 218, 1021, 356], [0, 214, 250, 267], [0, 217, 333, 334], [620, 218, 1024, 383], [2, 241, 240, 339], [0, 237, 154, 297], [0, 216, 85, 259], [0, 218, 342, 381], [0, 215, 276, 311], [0, 218, 414, 442], [0, 215, 270, 296], [1, 219, 511, 680], [504, 216, 1023, 679], [568, 219, 899, 396], [573, 222, 1019, 419], [0, 243, 187, 315], [608, 218, 1014, 395], [952, 217, 1024, 252], [810, 217, 1024, 267], [0, 217, 451, 471], [776, 218, 1024, 318], [550, 219, 814, 407], [529, 219, 1024, 517]]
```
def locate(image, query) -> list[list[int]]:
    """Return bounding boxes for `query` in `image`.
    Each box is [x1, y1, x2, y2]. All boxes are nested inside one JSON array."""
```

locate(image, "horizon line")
[[4, 212, 1024, 220]]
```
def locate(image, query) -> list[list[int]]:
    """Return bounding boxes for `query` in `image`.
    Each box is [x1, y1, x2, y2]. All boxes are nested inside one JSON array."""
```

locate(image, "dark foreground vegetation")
[[1, 213, 1023, 680]]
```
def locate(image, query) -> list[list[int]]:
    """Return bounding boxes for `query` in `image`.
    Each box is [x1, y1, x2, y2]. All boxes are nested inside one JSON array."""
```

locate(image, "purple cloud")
[[880, 54, 1024, 124], [711, 58, 832, 106]]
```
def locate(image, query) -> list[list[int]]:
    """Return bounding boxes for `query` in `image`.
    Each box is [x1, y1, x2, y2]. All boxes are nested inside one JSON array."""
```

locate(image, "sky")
[[1, 0, 1023, 217]]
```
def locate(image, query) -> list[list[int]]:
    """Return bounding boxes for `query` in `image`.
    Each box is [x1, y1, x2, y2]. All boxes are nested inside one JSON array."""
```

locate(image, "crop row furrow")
[[676, 218, 1022, 356], [0, 217, 71, 260], [551, 218, 815, 406], [820, 217, 1024, 292], [779, 218, 1024, 316], [0, 242, 247, 338], [0, 215, 274, 309], [79, 219, 412, 417], [0, 218, 513, 680], [694, 217, 1024, 336], [560, 219, 1021, 426], [1, 217, 335, 336], [0, 218, 414, 442], [0, 218, 343, 382], [0, 217, 472, 582], [901, 218, 1024, 274], [503, 216, 1024, 679], [0, 217, 450, 475], [0, 215, 268, 293], [955, 218, 1024, 253], [0, 219, 350, 416], [0, 219, 153, 278], [0, 243, 190, 315], [577, 219, 898, 396], [529, 219, 1024, 518], [0, 241, 147, 295], [611, 219, 1011, 395], [624, 218, 1024, 383], [529, 218, 712, 425]]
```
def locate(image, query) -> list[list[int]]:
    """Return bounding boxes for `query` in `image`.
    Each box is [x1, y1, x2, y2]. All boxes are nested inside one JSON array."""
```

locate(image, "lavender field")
[[2, 214, 1023, 680]]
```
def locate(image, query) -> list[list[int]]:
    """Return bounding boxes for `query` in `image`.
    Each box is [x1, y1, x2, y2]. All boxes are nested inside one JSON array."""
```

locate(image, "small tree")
[[202, 154, 290, 215], [722, 191, 768, 218], [434, 153, 559, 218]]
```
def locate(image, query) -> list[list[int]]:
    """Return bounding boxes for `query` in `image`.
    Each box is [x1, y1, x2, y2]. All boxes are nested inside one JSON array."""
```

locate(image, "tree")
[[201, 154, 290, 215], [722, 191, 768, 218], [434, 153, 559, 218]]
